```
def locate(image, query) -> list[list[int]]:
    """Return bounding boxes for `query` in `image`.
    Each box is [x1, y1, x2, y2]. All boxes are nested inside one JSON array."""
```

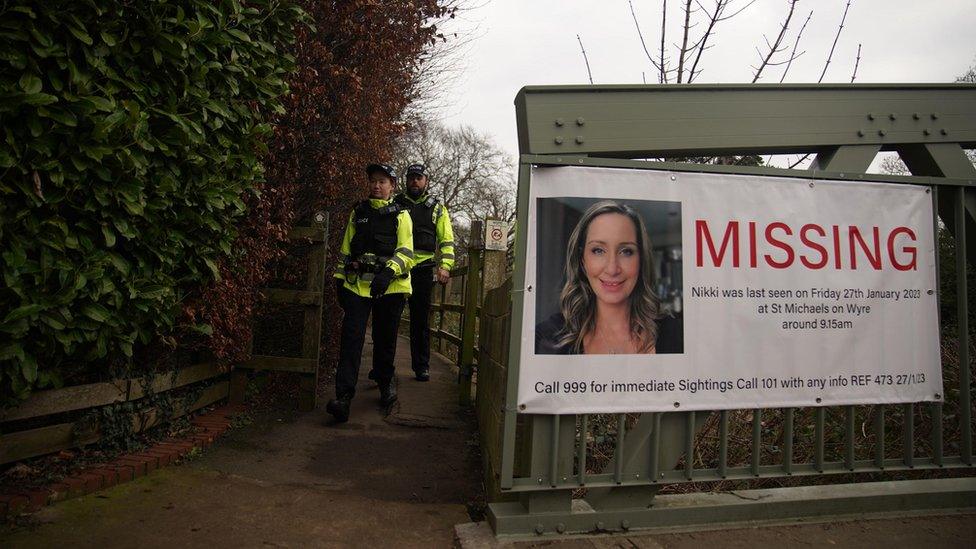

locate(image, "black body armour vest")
[[395, 194, 438, 253], [349, 201, 401, 259]]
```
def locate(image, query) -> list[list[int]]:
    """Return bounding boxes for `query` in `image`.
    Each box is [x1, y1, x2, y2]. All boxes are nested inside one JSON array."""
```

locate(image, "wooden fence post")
[[458, 220, 484, 406], [482, 218, 509, 294], [299, 212, 329, 412], [437, 277, 448, 353]]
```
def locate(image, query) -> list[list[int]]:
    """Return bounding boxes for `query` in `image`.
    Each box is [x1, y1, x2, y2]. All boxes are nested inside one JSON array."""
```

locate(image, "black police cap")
[[366, 163, 396, 181], [406, 163, 426, 176]]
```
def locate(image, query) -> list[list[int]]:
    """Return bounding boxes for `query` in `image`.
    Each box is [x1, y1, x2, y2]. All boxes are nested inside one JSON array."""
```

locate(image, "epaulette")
[[378, 203, 405, 216], [356, 200, 404, 216]]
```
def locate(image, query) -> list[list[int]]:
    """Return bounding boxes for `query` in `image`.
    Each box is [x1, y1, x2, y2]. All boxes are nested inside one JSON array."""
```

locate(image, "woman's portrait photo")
[[534, 198, 683, 355]]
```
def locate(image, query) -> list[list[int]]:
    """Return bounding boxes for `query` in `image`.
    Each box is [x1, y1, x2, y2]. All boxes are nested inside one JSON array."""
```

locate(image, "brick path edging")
[[0, 403, 244, 519]]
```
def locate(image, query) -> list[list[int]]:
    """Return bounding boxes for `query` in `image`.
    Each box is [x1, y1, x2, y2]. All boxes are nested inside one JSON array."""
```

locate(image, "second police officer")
[[328, 163, 414, 423], [394, 164, 455, 382]]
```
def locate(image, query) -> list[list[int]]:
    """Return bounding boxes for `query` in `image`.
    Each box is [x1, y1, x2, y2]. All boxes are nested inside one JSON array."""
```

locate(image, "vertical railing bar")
[[931, 185, 944, 469], [577, 414, 588, 485], [718, 410, 729, 478], [903, 403, 914, 468], [751, 409, 761, 477], [685, 411, 695, 480], [438, 280, 447, 353], [814, 408, 825, 472], [649, 413, 661, 483], [549, 415, 560, 487], [613, 414, 626, 484], [956, 186, 972, 465], [844, 405, 855, 470], [874, 405, 886, 469], [783, 407, 794, 475]]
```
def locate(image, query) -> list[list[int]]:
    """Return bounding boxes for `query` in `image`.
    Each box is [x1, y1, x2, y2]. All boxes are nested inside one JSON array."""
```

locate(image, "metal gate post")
[[585, 411, 707, 510], [516, 414, 576, 514]]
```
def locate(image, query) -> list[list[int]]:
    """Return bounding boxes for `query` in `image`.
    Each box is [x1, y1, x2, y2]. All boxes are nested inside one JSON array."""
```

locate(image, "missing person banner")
[[517, 165, 943, 414]]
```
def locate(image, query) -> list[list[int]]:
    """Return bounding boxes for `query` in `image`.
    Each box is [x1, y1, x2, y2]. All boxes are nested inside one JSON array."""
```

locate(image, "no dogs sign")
[[485, 219, 509, 251]]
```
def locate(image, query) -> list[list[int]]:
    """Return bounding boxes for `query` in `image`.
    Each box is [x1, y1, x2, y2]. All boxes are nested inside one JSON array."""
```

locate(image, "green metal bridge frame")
[[491, 84, 976, 538]]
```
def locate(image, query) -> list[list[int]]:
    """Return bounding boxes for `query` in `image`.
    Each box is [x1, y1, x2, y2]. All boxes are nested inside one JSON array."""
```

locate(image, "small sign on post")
[[484, 219, 510, 251]]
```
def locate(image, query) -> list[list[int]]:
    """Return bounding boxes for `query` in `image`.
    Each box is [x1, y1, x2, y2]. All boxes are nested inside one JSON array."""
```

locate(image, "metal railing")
[[482, 84, 976, 537]]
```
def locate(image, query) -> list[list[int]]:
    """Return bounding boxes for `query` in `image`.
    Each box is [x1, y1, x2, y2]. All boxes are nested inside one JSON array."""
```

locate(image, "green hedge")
[[0, 1, 303, 403]]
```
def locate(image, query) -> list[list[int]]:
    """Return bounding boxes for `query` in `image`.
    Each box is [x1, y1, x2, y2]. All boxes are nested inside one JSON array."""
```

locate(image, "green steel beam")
[[810, 145, 883, 173], [897, 143, 976, 265], [515, 84, 976, 157], [499, 161, 533, 490], [519, 154, 975, 187], [503, 457, 973, 493], [489, 478, 976, 539]]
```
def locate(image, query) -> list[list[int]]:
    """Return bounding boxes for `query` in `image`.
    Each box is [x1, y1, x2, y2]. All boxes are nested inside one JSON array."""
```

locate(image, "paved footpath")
[[2, 335, 484, 548]]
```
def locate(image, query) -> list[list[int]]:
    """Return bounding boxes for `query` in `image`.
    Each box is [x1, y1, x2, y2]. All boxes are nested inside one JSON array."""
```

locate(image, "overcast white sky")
[[437, 0, 976, 160]]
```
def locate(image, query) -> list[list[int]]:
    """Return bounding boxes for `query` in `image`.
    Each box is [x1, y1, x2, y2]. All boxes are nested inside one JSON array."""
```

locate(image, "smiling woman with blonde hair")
[[535, 200, 682, 355]]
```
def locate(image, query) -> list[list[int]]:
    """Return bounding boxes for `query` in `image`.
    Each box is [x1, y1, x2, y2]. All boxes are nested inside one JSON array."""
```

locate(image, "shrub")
[[0, 0, 303, 403]]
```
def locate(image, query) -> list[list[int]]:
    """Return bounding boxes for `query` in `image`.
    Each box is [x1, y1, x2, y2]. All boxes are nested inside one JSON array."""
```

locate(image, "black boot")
[[379, 379, 398, 407], [326, 396, 351, 423], [414, 368, 430, 382]]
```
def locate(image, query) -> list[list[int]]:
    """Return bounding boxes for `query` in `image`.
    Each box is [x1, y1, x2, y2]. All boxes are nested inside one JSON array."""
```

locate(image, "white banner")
[[517, 166, 943, 414]]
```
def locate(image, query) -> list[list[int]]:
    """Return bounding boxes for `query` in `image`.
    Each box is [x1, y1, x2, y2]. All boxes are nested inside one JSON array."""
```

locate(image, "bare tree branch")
[[751, 0, 798, 83], [780, 9, 813, 83], [818, 0, 853, 82], [850, 42, 862, 83], [716, 0, 757, 21], [404, 0, 482, 121], [788, 154, 810, 169], [687, 0, 728, 83], [577, 34, 594, 84], [629, 0, 667, 81], [394, 121, 516, 236], [677, 0, 694, 82], [660, 0, 669, 83]]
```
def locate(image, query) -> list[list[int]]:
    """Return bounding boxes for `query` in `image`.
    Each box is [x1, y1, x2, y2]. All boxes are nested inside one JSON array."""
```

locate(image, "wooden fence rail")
[[0, 363, 228, 465]]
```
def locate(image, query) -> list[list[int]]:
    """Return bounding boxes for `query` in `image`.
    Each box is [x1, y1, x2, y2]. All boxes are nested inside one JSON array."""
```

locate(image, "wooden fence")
[[233, 219, 329, 411], [0, 223, 329, 465], [400, 258, 478, 405], [0, 363, 228, 465], [399, 219, 510, 406]]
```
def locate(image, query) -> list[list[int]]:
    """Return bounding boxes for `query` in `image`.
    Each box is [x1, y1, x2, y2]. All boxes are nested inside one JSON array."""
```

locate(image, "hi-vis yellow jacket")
[[333, 198, 414, 297], [393, 192, 455, 271]]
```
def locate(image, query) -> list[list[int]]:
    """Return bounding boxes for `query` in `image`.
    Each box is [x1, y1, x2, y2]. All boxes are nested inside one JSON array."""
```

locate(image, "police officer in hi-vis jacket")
[[393, 163, 454, 382], [328, 163, 414, 423]]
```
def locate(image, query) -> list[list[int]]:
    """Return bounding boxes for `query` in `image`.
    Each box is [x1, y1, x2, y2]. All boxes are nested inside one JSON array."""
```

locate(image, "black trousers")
[[335, 289, 406, 399], [407, 263, 435, 374]]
